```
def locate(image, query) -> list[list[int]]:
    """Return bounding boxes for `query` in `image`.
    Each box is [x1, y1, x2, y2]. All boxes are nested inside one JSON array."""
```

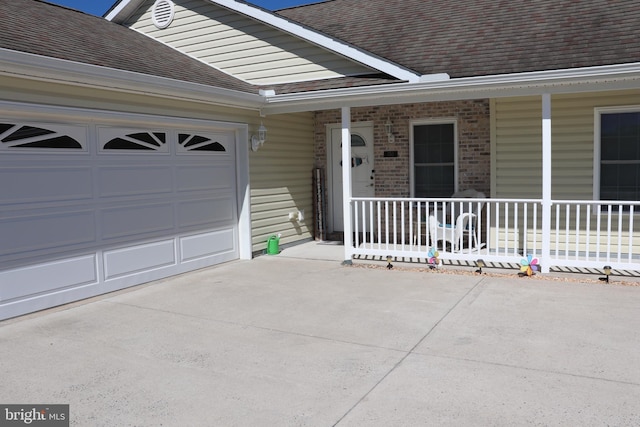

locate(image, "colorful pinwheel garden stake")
[[519, 254, 539, 277], [428, 247, 440, 269]]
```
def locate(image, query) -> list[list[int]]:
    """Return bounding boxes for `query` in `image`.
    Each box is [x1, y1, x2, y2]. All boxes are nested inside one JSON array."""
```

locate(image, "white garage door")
[[0, 118, 240, 320]]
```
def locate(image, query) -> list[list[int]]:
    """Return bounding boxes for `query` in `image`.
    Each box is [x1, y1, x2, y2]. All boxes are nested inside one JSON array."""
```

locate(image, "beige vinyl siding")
[[248, 113, 315, 250], [493, 90, 640, 200], [492, 97, 543, 198], [492, 90, 640, 255], [127, 0, 373, 85], [1, 75, 315, 253]]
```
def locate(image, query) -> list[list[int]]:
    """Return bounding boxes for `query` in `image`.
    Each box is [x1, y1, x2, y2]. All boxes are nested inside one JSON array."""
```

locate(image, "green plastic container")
[[266, 235, 280, 255]]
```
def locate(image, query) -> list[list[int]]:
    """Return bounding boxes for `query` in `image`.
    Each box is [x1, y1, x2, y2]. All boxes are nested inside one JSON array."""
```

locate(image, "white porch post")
[[341, 107, 354, 263], [541, 93, 552, 274]]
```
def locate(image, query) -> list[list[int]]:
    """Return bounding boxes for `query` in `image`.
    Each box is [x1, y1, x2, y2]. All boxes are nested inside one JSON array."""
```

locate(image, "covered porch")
[[262, 64, 640, 275]]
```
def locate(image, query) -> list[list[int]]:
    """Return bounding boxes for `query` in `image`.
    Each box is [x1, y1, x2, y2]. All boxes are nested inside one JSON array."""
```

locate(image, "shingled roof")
[[1, 0, 257, 94], [278, 0, 640, 78]]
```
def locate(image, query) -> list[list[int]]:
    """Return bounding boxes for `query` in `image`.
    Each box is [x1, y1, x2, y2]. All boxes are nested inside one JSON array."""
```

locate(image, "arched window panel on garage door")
[[0, 122, 85, 151], [177, 133, 228, 154], [98, 127, 168, 152]]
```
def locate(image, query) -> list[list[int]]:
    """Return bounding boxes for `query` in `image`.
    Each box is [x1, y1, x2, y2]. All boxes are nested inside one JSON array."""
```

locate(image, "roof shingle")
[[1, 0, 257, 94], [278, 0, 640, 78]]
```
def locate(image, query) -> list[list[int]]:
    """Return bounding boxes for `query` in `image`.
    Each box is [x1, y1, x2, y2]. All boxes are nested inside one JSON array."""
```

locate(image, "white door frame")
[[326, 120, 374, 233]]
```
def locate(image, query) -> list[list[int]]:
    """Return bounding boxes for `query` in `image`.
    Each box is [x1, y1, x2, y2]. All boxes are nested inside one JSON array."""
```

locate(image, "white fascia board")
[[0, 48, 263, 110], [105, 0, 145, 22], [208, 0, 422, 83], [261, 62, 640, 115]]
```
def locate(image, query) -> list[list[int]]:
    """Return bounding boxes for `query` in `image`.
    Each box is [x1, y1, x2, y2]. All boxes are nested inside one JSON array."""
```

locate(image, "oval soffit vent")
[[152, 0, 175, 29]]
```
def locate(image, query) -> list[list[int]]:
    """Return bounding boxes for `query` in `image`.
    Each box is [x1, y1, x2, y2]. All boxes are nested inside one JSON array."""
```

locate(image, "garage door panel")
[[180, 229, 236, 262], [100, 202, 174, 241], [0, 254, 97, 302], [0, 210, 96, 256], [1, 118, 240, 321], [103, 239, 176, 280], [98, 166, 173, 198], [176, 164, 235, 192], [177, 196, 235, 229], [0, 167, 93, 204]]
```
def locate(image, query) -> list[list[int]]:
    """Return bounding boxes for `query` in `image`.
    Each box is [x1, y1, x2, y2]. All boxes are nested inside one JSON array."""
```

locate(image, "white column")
[[341, 107, 354, 263], [541, 93, 552, 273]]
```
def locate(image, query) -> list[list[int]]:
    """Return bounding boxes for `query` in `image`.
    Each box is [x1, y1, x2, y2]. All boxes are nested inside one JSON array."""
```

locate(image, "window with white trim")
[[411, 121, 457, 198], [0, 122, 84, 150], [598, 110, 640, 201], [98, 127, 169, 153], [177, 133, 226, 153]]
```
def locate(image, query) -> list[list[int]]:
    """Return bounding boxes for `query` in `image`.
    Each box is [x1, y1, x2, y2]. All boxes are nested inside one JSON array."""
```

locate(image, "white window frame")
[[409, 118, 459, 198], [0, 121, 88, 153], [593, 105, 640, 201], [97, 126, 170, 154]]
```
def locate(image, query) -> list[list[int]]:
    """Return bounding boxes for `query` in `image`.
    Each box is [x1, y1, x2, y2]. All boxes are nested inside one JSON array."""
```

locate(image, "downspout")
[[541, 94, 552, 273], [341, 107, 354, 264]]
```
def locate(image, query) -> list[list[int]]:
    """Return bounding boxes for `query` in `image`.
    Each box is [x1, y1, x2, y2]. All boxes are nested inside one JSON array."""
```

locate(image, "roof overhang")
[[0, 48, 263, 111], [260, 63, 640, 115], [106, 0, 423, 83]]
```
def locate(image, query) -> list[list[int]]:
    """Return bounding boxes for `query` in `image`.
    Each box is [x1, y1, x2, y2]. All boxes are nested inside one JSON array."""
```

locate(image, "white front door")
[[328, 123, 374, 232]]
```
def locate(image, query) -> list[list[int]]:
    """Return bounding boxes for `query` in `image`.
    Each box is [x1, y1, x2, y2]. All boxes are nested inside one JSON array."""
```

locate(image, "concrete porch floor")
[[1, 241, 639, 426]]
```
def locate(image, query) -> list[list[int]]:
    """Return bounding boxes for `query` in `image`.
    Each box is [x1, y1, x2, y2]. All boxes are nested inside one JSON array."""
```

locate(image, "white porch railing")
[[350, 197, 640, 272]]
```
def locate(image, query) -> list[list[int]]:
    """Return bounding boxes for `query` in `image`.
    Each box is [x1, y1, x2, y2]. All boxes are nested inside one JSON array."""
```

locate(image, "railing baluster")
[[369, 200, 374, 249], [504, 202, 510, 255], [432, 201, 439, 250], [401, 201, 405, 249], [554, 204, 560, 258], [377, 201, 382, 250], [533, 202, 538, 257], [486, 202, 491, 255], [467, 202, 478, 252], [361, 200, 367, 247], [585, 204, 591, 262], [617, 204, 623, 262], [522, 203, 528, 256], [565, 204, 570, 260], [606, 205, 612, 263], [629, 205, 634, 263], [495, 202, 501, 255], [354, 201, 360, 249], [409, 201, 414, 251], [385, 201, 389, 251], [596, 203, 602, 263], [475, 202, 482, 253], [417, 201, 422, 249], [393, 201, 397, 250], [575, 204, 581, 261], [514, 202, 519, 256]]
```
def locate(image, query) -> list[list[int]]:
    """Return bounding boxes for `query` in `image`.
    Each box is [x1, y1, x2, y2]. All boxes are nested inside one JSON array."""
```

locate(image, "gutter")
[[261, 62, 640, 115], [0, 48, 264, 111]]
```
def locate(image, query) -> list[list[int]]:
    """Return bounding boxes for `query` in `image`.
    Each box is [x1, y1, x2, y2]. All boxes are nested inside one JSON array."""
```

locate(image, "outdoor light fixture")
[[251, 122, 267, 151], [475, 259, 485, 274], [384, 119, 394, 143], [599, 265, 612, 283], [386, 255, 393, 270]]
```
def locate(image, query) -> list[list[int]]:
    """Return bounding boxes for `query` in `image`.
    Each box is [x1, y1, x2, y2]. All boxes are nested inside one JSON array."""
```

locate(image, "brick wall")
[[314, 100, 491, 198]]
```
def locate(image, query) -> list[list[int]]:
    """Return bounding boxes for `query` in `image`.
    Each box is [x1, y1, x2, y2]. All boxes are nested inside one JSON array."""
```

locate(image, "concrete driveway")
[[1, 243, 639, 426]]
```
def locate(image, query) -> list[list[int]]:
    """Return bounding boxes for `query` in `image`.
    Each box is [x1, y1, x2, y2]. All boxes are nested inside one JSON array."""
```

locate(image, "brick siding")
[[314, 100, 491, 198]]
